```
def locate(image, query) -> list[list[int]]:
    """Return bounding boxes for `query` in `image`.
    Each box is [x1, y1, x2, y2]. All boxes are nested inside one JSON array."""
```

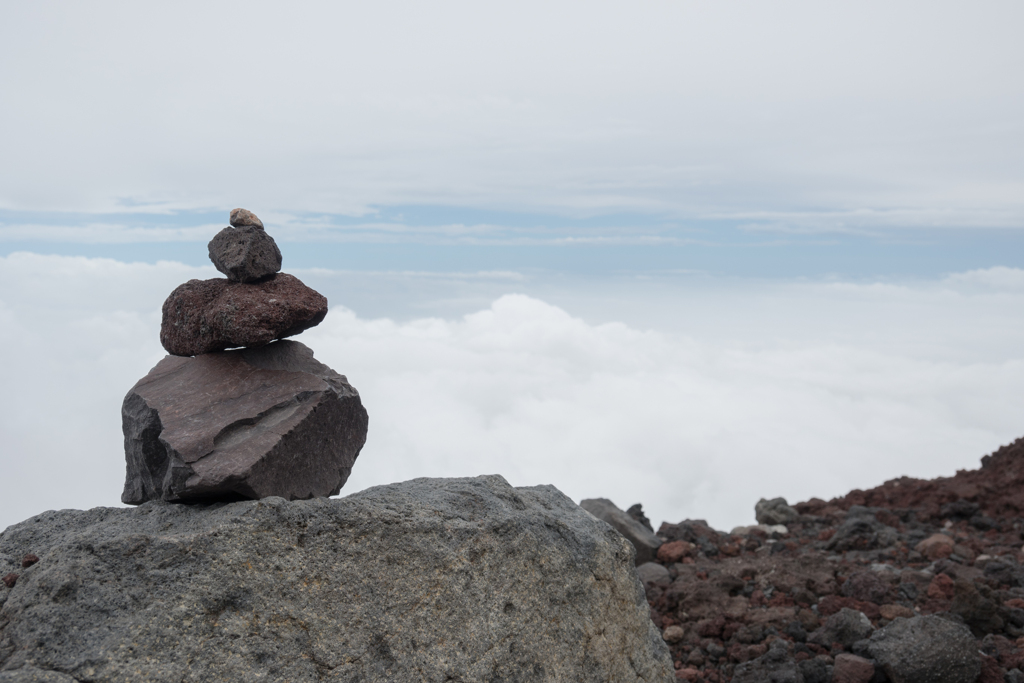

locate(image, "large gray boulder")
[[0, 475, 674, 683], [866, 615, 980, 683], [122, 340, 368, 505], [580, 498, 663, 564]]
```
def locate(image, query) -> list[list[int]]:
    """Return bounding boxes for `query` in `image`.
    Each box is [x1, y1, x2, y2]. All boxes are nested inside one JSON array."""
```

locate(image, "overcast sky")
[[2, 2, 1023, 532]]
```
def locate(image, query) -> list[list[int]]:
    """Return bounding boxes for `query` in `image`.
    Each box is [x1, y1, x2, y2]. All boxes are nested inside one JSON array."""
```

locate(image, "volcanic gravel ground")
[[637, 437, 1024, 682]]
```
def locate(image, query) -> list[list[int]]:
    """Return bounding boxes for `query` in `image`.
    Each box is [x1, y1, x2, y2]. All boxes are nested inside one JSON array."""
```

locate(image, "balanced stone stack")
[[121, 208, 368, 505]]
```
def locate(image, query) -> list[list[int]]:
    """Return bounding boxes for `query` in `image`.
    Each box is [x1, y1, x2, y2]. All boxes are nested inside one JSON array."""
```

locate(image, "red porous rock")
[[160, 273, 327, 356], [658, 540, 695, 563], [833, 653, 876, 683], [916, 533, 955, 560]]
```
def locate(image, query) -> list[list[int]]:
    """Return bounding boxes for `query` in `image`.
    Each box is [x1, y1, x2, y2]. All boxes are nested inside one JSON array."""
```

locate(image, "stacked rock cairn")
[[121, 208, 369, 505]]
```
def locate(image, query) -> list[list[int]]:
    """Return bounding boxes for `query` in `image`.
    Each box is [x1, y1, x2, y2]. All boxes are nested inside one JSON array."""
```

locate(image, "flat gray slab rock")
[[580, 497, 663, 564], [122, 340, 368, 504], [0, 475, 675, 683], [208, 225, 282, 282], [160, 273, 328, 356]]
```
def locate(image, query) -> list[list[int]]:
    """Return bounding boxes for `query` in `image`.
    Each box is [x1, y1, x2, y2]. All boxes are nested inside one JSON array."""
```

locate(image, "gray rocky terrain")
[[0, 475, 674, 683]]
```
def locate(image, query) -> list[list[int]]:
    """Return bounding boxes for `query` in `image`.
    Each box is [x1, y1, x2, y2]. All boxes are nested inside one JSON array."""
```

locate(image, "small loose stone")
[[21, 554, 39, 568], [2, 572, 17, 588], [229, 208, 264, 230]]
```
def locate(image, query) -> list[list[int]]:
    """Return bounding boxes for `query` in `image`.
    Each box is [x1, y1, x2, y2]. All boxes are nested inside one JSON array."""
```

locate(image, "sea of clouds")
[[2, 252, 1023, 533]]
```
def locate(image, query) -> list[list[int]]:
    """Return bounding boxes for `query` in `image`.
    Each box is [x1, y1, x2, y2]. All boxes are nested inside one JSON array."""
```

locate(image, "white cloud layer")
[[1, 2, 1022, 230], [2, 253, 1023, 533]]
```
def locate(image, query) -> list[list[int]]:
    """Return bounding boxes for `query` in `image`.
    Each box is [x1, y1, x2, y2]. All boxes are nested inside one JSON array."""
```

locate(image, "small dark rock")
[[828, 507, 899, 552], [799, 657, 831, 683], [208, 225, 282, 282], [785, 620, 808, 642], [755, 497, 799, 525], [810, 608, 874, 648], [734, 623, 765, 644], [951, 578, 1004, 635], [843, 570, 892, 604], [897, 581, 918, 601], [626, 503, 654, 532], [2, 572, 17, 588], [833, 653, 876, 683], [21, 554, 39, 568], [732, 640, 801, 683], [579, 498, 662, 564], [985, 560, 1024, 588], [940, 499, 980, 520], [971, 515, 999, 531]]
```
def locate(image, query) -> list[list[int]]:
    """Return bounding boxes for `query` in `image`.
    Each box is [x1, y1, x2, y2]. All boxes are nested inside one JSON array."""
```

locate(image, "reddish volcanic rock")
[[633, 437, 1024, 682], [658, 540, 695, 563], [917, 533, 955, 560], [826, 437, 1024, 521], [927, 573, 956, 600], [833, 653, 875, 683], [160, 273, 327, 356]]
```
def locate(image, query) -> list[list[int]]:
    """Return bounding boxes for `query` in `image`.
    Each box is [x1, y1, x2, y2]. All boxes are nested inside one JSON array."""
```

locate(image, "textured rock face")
[[832, 654, 876, 683], [731, 640, 803, 683], [160, 273, 328, 356], [229, 207, 264, 229], [809, 607, 873, 648], [866, 615, 981, 683], [122, 340, 367, 504], [0, 476, 675, 683], [580, 497, 662, 564], [755, 497, 799, 525], [208, 225, 282, 282]]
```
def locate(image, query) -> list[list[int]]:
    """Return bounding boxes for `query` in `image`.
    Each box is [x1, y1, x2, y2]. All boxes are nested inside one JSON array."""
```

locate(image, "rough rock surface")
[[829, 436, 1024, 519], [637, 562, 671, 586], [755, 497, 799, 526], [831, 653, 875, 683], [0, 476, 675, 683], [866, 615, 980, 683], [634, 437, 1024, 682], [208, 225, 282, 282], [229, 207, 264, 229], [160, 273, 328, 356], [730, 640, 802, 683], [808, 608, 873, 648], [580, 498, 663, 564], [122, 340, 367, 504]]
